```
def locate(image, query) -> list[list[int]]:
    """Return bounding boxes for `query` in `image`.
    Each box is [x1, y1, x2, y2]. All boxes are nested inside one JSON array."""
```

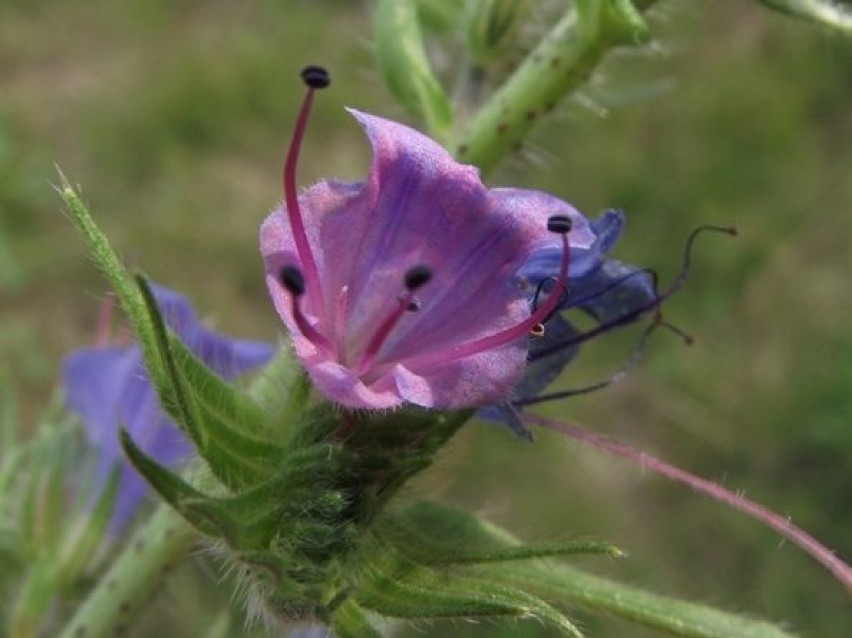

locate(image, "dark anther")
[[530, 323, 545, 339], [407, 298, 422, 312], [404, 265, 433, 290], [279, 265, 306, 296], [547, 215, 572, 234], [301, 65, 331, 89]]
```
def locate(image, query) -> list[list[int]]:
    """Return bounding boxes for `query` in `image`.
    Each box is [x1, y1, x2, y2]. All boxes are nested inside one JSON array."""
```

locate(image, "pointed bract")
[[63, 284, 273, 532]]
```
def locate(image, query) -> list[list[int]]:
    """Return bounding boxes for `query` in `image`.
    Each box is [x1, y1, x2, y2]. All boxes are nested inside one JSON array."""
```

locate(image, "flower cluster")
[[63, 284, 273, 531], [260, 68, 652, 417]]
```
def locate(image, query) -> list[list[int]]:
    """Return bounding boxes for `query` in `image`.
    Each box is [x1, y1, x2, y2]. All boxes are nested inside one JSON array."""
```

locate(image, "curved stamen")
[[515, 318, 693, 407], [355, 266, 433, 376], [282, 65, 330, 306], [279, 265, 333, 352], [403, 216, 573, 370], [530, 225, 735, 362]]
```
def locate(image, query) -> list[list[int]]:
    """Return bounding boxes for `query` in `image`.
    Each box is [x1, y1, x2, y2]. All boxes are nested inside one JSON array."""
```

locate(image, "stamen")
[[530, 225, 735, 362], [515, 319, 664, 407], [403, 216, 572, 370], [282, 65, 331, 306], [355, 265, 432, 376], [279, 265, 332, 352]]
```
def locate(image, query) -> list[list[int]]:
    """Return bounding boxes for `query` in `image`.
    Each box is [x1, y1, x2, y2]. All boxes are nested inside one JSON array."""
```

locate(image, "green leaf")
[[59, 178, 171, 406], [136, 275, 284, 489], [374, 0, 454, 141], [754, 0, 852, 35], [119, 429, 238, 539], [388, 502, 799, 638], [331, 599, 382, 638], [354, 542, 582, 636], [249, 346, 312, 436]]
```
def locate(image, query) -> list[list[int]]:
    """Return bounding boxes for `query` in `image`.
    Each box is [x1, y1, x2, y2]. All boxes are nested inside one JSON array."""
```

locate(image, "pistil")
[[355, 266, 433, 376], [282, 65, 330, 307]]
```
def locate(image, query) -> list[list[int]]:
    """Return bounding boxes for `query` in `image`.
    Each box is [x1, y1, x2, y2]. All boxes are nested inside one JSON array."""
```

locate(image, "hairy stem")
[[453, 0, 660, 174], [523, 413, 852, 596], [57, 504, 193, 638]]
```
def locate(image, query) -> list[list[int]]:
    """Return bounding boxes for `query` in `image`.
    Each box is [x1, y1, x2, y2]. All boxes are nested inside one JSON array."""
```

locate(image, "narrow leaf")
[[119, 429, 238, 539]]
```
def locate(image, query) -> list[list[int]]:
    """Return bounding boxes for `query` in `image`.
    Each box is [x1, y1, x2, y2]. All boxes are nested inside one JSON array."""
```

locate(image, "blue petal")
[[63, 284, 274, 533], [516, 209, 625, 286], [565, 259, 656, 323]]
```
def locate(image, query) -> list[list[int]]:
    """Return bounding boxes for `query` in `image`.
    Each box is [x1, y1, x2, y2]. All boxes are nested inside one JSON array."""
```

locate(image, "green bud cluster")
[[1, 392, 118, 638]]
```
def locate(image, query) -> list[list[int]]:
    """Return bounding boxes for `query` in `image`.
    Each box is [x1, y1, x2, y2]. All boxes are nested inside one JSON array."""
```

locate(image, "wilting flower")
[[480, 210, 658, 436], [261, 67, 598, 410], [63, 284, 273, 531]]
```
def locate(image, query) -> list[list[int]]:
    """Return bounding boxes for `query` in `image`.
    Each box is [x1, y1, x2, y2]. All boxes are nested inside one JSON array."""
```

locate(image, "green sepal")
[[330, 599, 382, 638], [249, 346, 312, 436], [353, 541, 581, 637], [374, 0, 454, 142], [119, 428, 239, 539], [134, 275, 285, 489], [378, 511, 622, 565], [387, 502, 799, 638]]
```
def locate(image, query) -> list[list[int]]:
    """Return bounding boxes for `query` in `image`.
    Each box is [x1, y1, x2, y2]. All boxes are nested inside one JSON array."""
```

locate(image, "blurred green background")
[[1, 0, 850, 636]]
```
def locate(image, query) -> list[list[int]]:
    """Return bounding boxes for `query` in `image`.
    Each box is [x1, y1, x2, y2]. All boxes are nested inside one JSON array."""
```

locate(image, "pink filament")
[[283, 87, 323, 304], [405, 234, 571, 370], [355, 292, 414, 376], [290, 295, 332, 353]]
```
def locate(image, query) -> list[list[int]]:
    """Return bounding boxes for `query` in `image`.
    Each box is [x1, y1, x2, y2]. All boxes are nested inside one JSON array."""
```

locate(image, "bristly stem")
[[56, 504, 193, 638], [523, 413, 852, 596], [453, 0, 659, 174]]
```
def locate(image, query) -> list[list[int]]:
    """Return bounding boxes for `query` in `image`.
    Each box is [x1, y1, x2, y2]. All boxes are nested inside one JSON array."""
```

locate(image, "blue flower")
[[63, 284, 274, 532], [482, 210, 657, 437]]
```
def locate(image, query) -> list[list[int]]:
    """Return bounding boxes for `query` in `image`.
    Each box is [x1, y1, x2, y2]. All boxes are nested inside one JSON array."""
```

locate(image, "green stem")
[[509, 563, 798, 638], [453, 0, 659, 174], [57, 504, 193, 638], [755, 0, 852, 34]]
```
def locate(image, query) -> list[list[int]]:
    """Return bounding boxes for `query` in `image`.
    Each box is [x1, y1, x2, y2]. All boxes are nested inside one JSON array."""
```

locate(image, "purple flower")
[[480, 210, 659, 436], [261, 70, 596, 410], [63, 284, 273, 532]]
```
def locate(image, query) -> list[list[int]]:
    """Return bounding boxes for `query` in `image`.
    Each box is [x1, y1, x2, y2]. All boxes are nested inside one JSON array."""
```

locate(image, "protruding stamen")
[[530, 225, 735, 362], [516, 320, 664, 407], [402, 216, 572, 370], [282, 66, 331, 307], [547, 215, 572, 234], [356, 265, 433, 376], [301, 65, 331, 89], [278, 265, 332, 351]]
